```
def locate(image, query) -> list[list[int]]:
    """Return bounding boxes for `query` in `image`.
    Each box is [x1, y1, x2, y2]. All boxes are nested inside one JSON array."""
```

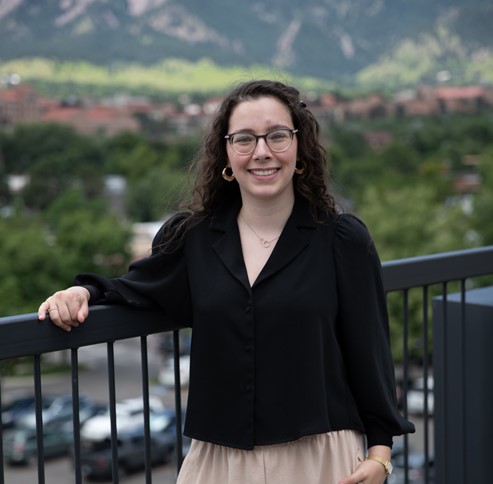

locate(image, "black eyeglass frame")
[[224, 128, 298, 155]]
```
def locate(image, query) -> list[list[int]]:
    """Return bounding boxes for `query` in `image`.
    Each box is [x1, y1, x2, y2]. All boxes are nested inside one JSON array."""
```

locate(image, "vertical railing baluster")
[[0, 376, 5, 484], [33, 355, 45, 484], [460, 278, 467, 483], [438, 282, 449, 484], [422, 286, 430, 483], [402, 289, 410, 484], [107, 342, 119, 484], [71, 348, 83, 484], [173, 330, 184, 474], [140, 336, 153, 484]]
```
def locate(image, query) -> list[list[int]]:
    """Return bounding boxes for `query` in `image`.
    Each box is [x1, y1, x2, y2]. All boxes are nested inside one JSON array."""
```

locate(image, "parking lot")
[[3, 336, 431, 483], [2, 336, 183, 483]]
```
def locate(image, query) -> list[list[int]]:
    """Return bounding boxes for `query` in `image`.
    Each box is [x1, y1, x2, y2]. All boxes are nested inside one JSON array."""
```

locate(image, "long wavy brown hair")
[[183, 79, 336, 218], [159, 80, 337, 249]]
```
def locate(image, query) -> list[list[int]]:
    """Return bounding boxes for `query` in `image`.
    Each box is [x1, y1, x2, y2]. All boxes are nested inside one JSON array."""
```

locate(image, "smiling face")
[[226, 96, 298, 207]]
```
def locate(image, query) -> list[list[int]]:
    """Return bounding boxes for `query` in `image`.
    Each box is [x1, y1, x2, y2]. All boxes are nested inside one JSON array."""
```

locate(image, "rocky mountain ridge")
[[1, 0, 492, 84]]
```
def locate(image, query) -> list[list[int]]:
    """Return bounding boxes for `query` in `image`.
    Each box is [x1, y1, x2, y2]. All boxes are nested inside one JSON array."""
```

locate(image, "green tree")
[[3, 124, 105, 210], [0, 216, 76, 316], [3, 124, 100, 173], [54, 210, 131, 277], [355, 180, 475, 361], [471, 148, 493, 245], [0, 187, 132, 316], [125, 166, 188, 222], [102, 132, 146, 173], [49, 191, 132, 277]]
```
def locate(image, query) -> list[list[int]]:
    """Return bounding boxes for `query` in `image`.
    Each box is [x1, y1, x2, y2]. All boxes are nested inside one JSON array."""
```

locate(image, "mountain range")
[[1, 0, 492, 87]]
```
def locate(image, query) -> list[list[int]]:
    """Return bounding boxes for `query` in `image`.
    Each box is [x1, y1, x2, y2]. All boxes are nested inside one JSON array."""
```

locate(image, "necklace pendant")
[[260, 238, 271, 248]]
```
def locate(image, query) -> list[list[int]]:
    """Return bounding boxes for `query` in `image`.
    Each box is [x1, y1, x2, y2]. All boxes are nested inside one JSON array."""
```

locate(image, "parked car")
[[389, 451, 435, 483], [148, 408, 191, 459], [1, 395, 55, 429], [3, 421, 72, 466], [80, 396, 164, 441], [80, 426, 174, 480], [158, 355, 190, 388], [77, 407, 189, 480], [151, 331, 191, 356], [15, 393, 98, 428], [407, 376, 434, 415]]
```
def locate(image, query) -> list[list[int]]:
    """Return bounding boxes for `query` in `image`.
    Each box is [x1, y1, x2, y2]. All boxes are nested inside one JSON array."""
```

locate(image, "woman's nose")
[[253, 137, 271, 159]]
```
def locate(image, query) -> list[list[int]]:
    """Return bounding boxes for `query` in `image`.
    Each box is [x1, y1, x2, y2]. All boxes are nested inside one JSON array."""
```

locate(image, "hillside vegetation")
[[0, 58, 335, 99], [1, 0, 492, 89]]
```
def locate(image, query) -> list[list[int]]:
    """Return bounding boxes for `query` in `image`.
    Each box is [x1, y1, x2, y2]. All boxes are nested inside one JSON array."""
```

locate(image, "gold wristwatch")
[[365, 455, 393, 475]]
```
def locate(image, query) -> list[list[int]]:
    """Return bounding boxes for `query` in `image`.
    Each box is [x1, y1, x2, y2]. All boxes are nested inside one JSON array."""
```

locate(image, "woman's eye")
[[269, 131, 288, 141], [234, 135, 254, 144]]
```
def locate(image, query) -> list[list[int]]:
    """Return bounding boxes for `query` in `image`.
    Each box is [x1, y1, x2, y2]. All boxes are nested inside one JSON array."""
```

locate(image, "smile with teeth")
[[250, 168, 279, 176]]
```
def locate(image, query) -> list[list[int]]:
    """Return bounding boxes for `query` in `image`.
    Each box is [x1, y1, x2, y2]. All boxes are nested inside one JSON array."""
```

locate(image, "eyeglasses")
[[225, 128, 298, 155]]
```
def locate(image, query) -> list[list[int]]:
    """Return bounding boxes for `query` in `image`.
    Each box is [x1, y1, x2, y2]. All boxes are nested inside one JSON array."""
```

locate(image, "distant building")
[[0, 84, 41, 128], [433, 86, 493, 114], [3, 81, 493, 138], [130, 221, 168, 260], [42, 105, 140, 137]]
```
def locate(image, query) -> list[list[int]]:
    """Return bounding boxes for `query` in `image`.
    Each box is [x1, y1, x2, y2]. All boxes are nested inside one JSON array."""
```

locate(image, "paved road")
[[4, 456, 179, 484]]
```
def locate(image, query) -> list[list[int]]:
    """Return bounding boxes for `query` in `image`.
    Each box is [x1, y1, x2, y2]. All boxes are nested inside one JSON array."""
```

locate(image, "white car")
[[80, 396, 164, 441], [407, 376, 434, 415], [158, 355, 190, 388]]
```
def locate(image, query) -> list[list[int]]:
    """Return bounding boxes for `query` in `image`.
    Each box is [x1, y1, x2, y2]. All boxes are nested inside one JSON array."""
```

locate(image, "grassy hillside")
[[0, 57, 335, 99], [357, 31, 493, 89]]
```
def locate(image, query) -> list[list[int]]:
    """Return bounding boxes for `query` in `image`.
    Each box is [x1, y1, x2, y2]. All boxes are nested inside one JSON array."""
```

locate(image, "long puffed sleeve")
[[334, 214, 414, 447], [75, 213, 193, 331]]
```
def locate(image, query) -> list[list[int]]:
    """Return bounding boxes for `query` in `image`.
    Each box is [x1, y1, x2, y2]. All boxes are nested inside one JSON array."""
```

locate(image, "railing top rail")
[[1, 245, 492, 360], [382, 245, 493, 292], [0, 305, 169, 361]]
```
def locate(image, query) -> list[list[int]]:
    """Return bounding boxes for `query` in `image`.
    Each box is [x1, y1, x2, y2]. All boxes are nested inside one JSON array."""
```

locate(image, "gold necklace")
[[240, 214, 281, 248]]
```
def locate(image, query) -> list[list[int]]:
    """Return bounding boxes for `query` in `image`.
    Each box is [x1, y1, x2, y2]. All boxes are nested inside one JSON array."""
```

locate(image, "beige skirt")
[[176, 430, 365, 484]]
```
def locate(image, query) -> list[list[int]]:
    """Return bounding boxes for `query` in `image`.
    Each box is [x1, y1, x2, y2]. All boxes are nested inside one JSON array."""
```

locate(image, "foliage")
[[125, 166, 189, 222], [356, 29, 493, 88], [1, 113, 493, 361], [2, 1, 493, 85], [0, 188, 132, 317], [0, 58, 335, 100], [4, 123, 105, 210], [471, 148, 493, 245], [101, 132, 197, 175], [0, 215, 75, 316], [44, 189, 132, 276], [326, 115, 493, 362]]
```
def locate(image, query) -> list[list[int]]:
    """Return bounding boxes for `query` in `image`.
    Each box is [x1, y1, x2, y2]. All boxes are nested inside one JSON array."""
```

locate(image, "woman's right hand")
[[38, 286, 90, 332]]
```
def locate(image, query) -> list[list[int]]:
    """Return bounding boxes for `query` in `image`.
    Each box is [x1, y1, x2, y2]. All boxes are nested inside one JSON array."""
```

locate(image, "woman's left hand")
[[338, 458, 388, 484], [339, 444, 391, 484]]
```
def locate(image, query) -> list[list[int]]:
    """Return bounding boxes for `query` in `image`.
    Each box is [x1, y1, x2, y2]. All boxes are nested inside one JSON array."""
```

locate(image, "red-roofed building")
[[422, 85, 493, 114], [41, 104, 140, 136], [339, 94, 389, 121], [0, 84, 41, 127]]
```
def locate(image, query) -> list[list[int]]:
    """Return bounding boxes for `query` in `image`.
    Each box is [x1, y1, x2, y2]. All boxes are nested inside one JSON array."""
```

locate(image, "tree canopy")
[[1, 114, 492, 361]]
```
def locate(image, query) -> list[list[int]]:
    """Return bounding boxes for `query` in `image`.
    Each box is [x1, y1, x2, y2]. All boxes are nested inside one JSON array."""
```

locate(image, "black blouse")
[[77, 196, 415, 450]]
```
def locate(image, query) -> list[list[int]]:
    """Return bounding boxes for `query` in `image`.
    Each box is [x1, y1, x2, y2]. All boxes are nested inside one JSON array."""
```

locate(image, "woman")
[[38, 80, 414, 484]]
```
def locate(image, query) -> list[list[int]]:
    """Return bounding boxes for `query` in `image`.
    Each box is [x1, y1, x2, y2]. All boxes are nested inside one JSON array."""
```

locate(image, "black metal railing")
[[382, 245, 493, 484], [1, 245, 493, 484]]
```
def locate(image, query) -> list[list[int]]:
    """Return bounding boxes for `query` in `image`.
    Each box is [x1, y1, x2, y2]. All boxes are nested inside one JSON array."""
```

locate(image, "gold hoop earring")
[[222, 166, 235, 182], [294, 161, 306, 175]]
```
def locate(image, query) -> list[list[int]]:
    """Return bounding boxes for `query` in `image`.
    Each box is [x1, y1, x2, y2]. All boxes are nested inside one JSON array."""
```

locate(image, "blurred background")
[[1, 1, 492, 481]]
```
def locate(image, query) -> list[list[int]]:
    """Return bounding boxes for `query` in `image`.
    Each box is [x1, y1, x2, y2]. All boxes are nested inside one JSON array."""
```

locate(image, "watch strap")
[[365, 455, 392, 475]]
